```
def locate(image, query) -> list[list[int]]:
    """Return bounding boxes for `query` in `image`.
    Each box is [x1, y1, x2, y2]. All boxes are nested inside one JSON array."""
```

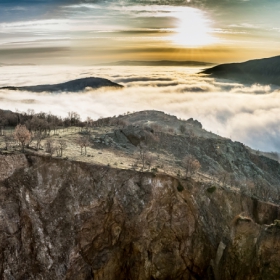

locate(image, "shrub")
[[177, 183, 184, 192], [182, 155, 201, 177], [207, 186, 216, 193], [179, 124, 186, 133], [274, 220, 280, 228]]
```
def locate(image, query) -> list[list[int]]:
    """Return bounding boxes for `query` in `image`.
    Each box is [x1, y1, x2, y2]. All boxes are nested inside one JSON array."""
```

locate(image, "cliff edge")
[[0, 153, 280, 279]]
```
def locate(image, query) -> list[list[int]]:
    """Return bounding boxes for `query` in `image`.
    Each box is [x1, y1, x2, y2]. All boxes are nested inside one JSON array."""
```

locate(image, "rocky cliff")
[[0, 153, 280, 280]]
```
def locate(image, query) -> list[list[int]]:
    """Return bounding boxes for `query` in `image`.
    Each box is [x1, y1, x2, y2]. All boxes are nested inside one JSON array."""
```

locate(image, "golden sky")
[[0, 0, 280, 64]]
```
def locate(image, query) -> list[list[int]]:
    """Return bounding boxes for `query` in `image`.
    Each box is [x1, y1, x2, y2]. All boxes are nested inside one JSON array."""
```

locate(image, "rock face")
[[0, 153, 28, 181], [0, 153, 280, 279]]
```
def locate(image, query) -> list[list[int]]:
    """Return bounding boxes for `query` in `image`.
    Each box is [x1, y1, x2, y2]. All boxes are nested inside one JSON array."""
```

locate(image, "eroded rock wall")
[[0, 154, 280, 280]]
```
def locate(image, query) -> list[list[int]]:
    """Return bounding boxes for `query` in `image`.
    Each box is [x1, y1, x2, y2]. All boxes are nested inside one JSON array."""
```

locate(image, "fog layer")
[[0, 65, 279, 153]]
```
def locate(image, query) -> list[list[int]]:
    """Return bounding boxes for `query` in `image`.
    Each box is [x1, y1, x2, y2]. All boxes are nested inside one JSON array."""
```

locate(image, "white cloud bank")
[[0, 65, 279, 153]]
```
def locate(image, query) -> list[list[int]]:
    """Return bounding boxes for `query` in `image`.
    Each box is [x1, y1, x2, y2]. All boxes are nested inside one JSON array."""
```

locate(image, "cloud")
[[0, 65, 280, 153]]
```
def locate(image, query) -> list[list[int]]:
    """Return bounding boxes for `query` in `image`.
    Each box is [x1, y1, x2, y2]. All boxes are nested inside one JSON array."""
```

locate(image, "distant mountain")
[[0, 63, 35, 66], [201, 55, 280, 86], [0, 77, 123, 93], [97, 60, 213, 67]]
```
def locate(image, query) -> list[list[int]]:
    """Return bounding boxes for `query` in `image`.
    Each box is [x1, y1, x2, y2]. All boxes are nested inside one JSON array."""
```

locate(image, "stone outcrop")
[[0, 153, 280, 279], [0, 153, 28, 181]]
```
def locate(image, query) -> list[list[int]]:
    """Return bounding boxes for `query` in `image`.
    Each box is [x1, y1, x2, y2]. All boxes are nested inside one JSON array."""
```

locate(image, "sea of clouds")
[[0, 65, 279, 153]]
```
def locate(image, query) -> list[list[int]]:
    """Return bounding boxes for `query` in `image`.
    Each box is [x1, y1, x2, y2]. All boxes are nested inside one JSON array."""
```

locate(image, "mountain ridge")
[[201, 55, 280, 86], [97, 60, 213, 67]]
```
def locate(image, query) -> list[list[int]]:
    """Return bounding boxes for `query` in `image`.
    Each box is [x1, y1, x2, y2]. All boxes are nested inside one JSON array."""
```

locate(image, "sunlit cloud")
[[171, 7, 218, 47]]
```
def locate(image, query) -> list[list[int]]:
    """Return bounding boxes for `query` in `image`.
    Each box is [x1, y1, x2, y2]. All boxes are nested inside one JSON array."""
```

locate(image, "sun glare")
[[172, 7, 217, 47]]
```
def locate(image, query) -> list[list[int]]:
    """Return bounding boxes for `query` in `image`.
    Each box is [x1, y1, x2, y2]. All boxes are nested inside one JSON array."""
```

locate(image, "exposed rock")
[[0, 153, 28, 181], [186, 118, 203, 129], [0, 153, 280, 279]]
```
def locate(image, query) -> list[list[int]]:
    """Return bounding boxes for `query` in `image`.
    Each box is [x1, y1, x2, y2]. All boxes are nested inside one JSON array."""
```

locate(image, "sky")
[[0, 1, 279, 154], [0, 0, 280, 64]]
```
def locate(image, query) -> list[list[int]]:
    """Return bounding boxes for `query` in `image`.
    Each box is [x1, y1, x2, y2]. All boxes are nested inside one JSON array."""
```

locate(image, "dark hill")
[[0, 77, 123, 93], [201, 55, 280, 86]]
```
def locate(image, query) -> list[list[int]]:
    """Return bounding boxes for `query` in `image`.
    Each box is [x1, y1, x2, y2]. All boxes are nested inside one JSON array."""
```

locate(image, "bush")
[[274, 220, 280, 228], [177, 183, 184, 192], [207, 186, 216, 193], [179, 124, 186, 133]]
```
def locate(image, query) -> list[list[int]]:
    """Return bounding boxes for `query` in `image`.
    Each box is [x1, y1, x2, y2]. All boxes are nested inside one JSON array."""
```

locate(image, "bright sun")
[[172, 7, 217, 47]]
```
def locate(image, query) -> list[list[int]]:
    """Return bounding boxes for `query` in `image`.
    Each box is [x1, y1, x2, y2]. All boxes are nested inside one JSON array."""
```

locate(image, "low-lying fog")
[[0, 65, 279, 153]]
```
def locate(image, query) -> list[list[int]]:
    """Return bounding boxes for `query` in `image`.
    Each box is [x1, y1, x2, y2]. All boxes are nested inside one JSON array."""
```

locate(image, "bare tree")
[[82, 136, 90, 155], [76, 136, 90, 155], [76, 138, 84, 155], [182, 155, 201, 177], [146, 152, 156, 171], [0, 117, 7, 136], [34, 131, 43, 150], [44, 139, 56, 156], [68, 111, 80, 126], [14, 124, 31, 152], [85, 117, 93, 132], [4, 134, 13, 150], [138, 142, 148, 171], [58, 139, 67, 157]]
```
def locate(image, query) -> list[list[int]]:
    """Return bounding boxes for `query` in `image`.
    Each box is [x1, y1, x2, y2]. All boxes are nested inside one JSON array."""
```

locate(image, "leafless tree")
[[0, 112, 8, 136], [68, 111, 80, 126], [85, 117, 93, 132], [145, 152, 156, 171], [76, 136, 90, 155], [76, 138, 84, 155], [4, 134, 13, 150], [82, 137, 90, 155], [14, 124, 31, 152], [138, 142, 149, 171], [57, 139, 67, 157], [182, 155, 201, 177], [44, 139, 56, 156], [34, 131, 44, 150], [27, 109, 35, 117]]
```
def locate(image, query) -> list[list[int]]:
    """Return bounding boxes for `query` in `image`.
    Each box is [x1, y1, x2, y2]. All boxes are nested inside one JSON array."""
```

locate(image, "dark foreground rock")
[[0, 153, 280, 279]]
